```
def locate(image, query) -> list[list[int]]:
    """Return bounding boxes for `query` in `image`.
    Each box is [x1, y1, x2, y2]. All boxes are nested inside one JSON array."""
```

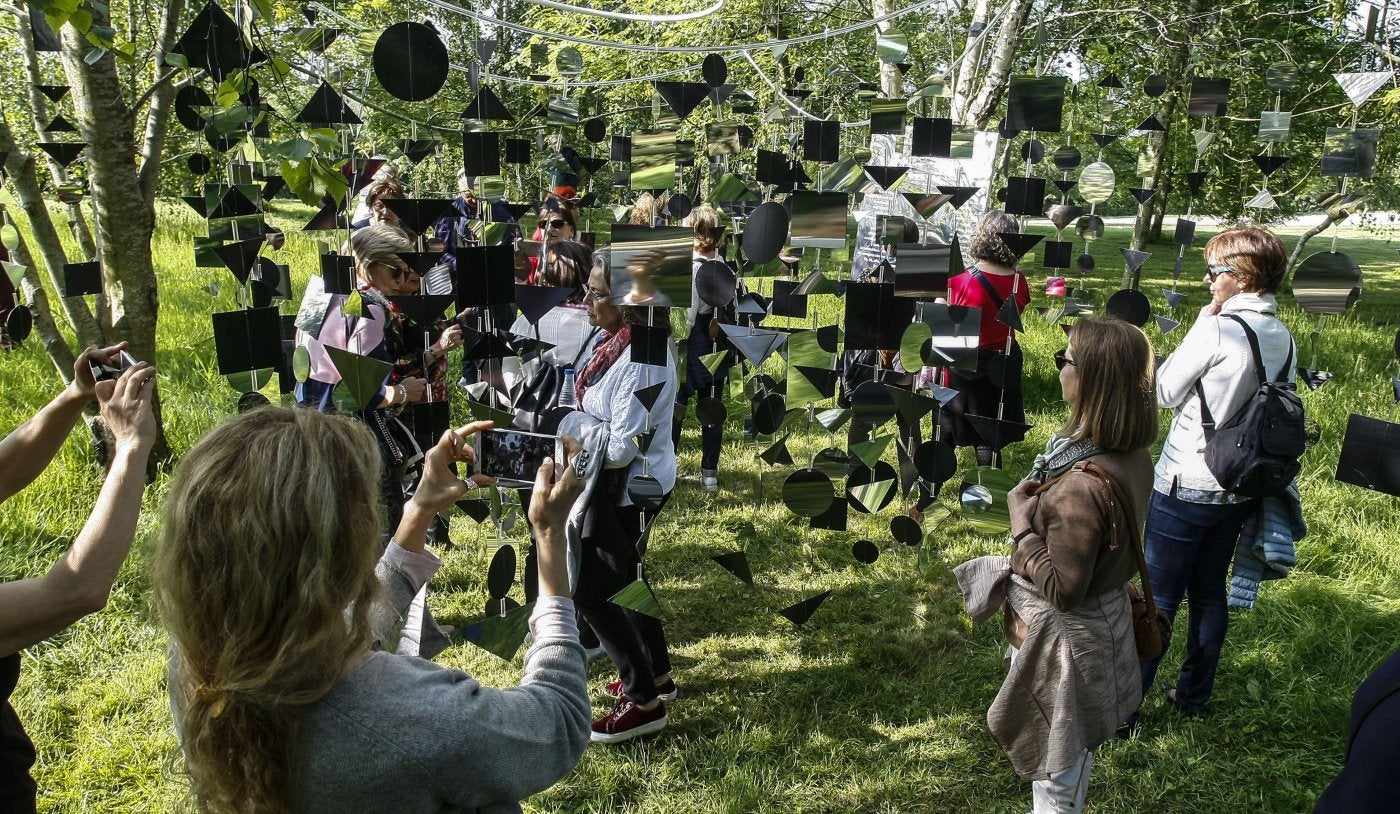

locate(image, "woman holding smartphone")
[[570, 248, 679, 743]]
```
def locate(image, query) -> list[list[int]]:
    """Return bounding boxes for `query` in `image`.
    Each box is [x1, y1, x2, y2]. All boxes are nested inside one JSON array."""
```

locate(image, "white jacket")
[[1154, 292, 1295, 500]]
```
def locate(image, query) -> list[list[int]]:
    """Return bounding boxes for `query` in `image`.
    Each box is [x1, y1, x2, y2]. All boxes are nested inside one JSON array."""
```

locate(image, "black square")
[[504, 138, 531, 165], [63, 261, 102, 296], [843, 282, 915, 350], [611, 135, 632, 162], [1003, 176, 1046, 216], [911, 117, 953, 158], [1042, 240, 1073, 269], [454, 244, 515, 309], [1005, 76, 1067, 132], [629, 322, 670, 366], [770, 279, 808, 318], [1174, 219, 1196, 247], [212, 307, 283, 374], [462, 130, 501, 177], [1188, 78, 1230, 117]]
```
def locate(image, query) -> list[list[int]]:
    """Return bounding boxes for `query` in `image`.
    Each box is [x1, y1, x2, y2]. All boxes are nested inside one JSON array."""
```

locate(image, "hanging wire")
[[520, 0, 727, 23]]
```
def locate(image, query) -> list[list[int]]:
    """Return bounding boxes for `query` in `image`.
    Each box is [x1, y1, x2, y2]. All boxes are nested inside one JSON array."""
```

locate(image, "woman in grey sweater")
[[153, 408, 589, 813]]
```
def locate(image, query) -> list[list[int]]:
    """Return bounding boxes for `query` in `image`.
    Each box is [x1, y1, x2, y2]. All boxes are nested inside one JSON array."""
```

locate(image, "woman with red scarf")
[[570, 248, 678, 744]]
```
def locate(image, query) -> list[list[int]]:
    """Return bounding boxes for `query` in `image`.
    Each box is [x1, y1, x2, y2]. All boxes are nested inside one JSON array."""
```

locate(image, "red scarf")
[[574, 324, 631, 405]]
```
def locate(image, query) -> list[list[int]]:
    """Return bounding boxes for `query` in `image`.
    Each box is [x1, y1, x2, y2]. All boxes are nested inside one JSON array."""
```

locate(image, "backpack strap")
[[1194, 312, 1292, 438], [969, 268, 1006, 310]]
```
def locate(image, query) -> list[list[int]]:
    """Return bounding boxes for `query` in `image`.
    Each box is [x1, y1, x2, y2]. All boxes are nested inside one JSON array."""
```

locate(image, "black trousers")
[[573, 497, 672, 704]]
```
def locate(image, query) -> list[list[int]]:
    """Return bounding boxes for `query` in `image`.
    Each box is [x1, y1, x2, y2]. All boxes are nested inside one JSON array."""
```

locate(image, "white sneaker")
[[700, 469, 719, 492]]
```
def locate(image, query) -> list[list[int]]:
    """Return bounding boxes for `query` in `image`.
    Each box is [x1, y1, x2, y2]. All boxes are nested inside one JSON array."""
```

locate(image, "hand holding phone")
[[475, 428, 560, 488]]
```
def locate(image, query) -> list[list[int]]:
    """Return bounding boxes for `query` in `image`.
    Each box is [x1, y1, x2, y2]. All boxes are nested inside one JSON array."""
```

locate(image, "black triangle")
[[1296, 368, 1333, 391], [578, 155, 608, 174], [43, 115, 77, 133], [1098, 74, 1124, 89], [37, 142, 87, 168], [1120, 248, 1151, 273], [709, 83, 737, 107], [379, 198, 456, 235], [398, 138, 439, 164], [965, 414, 1032, 450], [710, 551, 754, 587], [463, 86, 514, 121], [1128, 187, 1157, 205], [997, 231, 1043, 259], [1090, 133, 1118, 148], [863, 164, 909, 191], [634, 381, 667, 411], [937, 185, 980, 209], [296, 81, 361, 125], [653, 81, 710, 120], [303, 199, 349, 231], [996, 296, 1025, 333], [1252, 154, 1290, 176], [759, 437, 795, 467], [388, 294, 456, 326], [171, 0, 268, 81], [513, 284, 574, 324], [207, 186, 260, 220], [1186, 171, 1208, 196], [1052, 178, 1077, 194], [262, 175, 286, 199], [36, 84, 69, 102], [182, 195, 208, 217], [212, 237, 265, 285], [777, 590, 832, 628], [1135, 115, 1166, 132]]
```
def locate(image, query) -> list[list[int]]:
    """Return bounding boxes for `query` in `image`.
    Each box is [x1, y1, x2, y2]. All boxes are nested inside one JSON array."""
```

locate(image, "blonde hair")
[[689, 205, 723, 253], [350, 224, 413, 283], [153, 408, 384, 813], [1060, 316, 1158, 452], [630, 192, 661, 225]]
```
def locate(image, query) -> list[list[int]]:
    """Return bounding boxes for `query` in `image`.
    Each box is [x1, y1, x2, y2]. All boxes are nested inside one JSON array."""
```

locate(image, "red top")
[[947, 266, 1031, 349]]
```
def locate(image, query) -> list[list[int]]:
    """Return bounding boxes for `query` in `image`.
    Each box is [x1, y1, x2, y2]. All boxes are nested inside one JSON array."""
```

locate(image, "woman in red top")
[[939, 210, 1032, 468]]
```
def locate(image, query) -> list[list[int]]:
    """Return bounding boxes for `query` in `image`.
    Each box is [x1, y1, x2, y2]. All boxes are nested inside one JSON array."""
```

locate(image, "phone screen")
[[89, 350, 137, 383], [477, 429, 558, 486]]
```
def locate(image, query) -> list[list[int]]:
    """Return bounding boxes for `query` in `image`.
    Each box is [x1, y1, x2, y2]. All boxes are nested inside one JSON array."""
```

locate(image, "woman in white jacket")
[[1139, 227, 1295, 718]]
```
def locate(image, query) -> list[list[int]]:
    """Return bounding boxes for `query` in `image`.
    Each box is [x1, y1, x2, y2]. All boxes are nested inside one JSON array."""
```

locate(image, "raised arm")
[[1008, 472, 1111, 612], [0, 362, 157, 656]]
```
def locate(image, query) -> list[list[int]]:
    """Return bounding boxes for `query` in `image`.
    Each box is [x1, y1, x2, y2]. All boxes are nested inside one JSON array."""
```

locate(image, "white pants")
[[1006, 646, 1094, 814]]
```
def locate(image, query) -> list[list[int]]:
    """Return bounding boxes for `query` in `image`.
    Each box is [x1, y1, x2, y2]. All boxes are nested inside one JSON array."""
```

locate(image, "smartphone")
[[475, 428, 560, 488], [89, 350, 137, 383]]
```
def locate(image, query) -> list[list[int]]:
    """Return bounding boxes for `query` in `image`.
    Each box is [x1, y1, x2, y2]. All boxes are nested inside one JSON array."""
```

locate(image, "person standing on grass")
[[0, 346, 157, 813], [1137, 227, 1295, 719], [671, 205, 733, 492], [956, 315, 1155, 814], [154, 409, 589, 813]]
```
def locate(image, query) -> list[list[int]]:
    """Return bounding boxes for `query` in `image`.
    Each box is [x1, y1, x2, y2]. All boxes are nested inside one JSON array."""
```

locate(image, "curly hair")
[[153, 408, 384, 814], [967, 210, 1022, 268], [544, 239, 592, 302]]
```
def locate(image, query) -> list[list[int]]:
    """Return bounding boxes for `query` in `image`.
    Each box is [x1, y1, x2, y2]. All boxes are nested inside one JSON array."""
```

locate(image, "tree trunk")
[[1130, 0, 1197, 255], [950, 0, 993, 123], [873, 0, 902, 99], [0, 122, 103, 349], [16, 244, 78, 380], [953, 0, 1035, 129], [60, 18, 170, 462]]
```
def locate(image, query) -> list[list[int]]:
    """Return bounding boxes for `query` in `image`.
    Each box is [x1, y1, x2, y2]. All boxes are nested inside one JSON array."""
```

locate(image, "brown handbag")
[[1068, 462, 1173, 660]]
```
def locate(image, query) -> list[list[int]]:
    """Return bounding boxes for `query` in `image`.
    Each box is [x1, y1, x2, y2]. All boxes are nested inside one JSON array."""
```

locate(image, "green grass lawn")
[[2, 200, 1398, 812]]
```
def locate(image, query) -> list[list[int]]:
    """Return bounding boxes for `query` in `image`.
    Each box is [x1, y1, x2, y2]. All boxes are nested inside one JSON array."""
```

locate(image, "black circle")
[[752, 392, 786, 435], [236, 391, 270, 413], [782, 468, 835, 517], [846, 461, 898, 514], [5, 305, 32, 345], [1052, 144, 1082, 171], [889, 514, 922, 546], [985, 351, 1021, 388], [850, 381, 896, 427], [852, 539, 880, 564], [745, 373, 779, 400], [175, 85, 210, 131], [1144, 75, 1167, 97], [665, 193, 693, 220], [373, 22, 449, 102], [1105, 288, 1151, 327], [627, 475, 667, 511], [913, 440, 957, 484], [487, 544, 517, 598], [696, 259, 737, 307], [702, 53, 728, 87], [187, 153, 212, 175], [743, 202, 789, 265], [583, 118, 606, 143], [1020, 139, 1045, 164], [696, 396, 727, 427], [811, 447, 848, 479]]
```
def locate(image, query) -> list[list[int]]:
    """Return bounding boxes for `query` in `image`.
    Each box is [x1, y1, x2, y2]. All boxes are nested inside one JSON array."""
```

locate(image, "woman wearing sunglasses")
[[1138, 227, 1296, 719], [960, 315, 1156, 814], [295, 224, 450, 526], [522, 202, 578, 286]]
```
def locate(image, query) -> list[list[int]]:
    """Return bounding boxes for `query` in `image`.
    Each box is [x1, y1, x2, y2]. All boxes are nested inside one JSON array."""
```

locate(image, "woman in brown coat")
[[958, 315, 1156, 814]]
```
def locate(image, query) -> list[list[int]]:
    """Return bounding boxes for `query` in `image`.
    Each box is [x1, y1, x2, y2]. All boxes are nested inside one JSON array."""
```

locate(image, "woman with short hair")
[[959, 314, 1157, 814], [1140, 226, 1296, 717], [154, 409, 589, 814]]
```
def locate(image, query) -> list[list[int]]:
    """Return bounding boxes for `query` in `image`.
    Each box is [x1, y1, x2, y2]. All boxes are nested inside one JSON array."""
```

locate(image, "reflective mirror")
[[1292, 251, 1362, 315], [1078, 161, 1116, 204]]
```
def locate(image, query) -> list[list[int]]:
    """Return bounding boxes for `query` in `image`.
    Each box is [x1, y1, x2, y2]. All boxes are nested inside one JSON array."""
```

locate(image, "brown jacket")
[[1011, 447, 1153, 613]]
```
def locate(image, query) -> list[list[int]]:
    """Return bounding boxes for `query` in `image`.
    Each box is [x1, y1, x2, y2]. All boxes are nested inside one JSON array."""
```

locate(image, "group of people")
[[1, 204, 1394, 814]]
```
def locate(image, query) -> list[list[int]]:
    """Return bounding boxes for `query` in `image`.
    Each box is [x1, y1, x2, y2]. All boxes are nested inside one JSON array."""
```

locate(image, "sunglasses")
[[1206, 265, 1236, 283], [375, 261, 418, 282], [542, 220, 569, 230], [1053, 348, 1077, 371]]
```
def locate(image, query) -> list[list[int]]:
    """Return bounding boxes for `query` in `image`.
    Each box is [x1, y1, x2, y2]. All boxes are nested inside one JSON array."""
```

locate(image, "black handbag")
[[512, 327, 598, 433]]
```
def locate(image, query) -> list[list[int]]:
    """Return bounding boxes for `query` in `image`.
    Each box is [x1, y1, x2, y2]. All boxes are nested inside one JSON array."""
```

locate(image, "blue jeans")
[[1139, 489, 1256, 712]]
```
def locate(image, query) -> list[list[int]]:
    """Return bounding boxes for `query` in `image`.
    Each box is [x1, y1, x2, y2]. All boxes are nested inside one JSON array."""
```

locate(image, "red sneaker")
[[590, 699, 667, 743], [605, 677, 678, 702]]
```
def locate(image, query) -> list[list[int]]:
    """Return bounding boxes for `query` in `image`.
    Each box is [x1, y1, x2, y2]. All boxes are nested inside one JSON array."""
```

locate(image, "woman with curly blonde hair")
[[154, 408, 589, 813]]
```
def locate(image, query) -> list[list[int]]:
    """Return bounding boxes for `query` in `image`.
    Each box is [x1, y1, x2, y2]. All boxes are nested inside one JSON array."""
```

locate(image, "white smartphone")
[[475, 428, 560, 488]]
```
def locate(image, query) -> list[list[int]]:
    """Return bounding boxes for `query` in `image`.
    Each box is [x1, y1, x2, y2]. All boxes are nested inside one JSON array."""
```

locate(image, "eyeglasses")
[[1206, 265, 1236, 283], [1053, 348, 1077, 371], [374, 261, 418, 282], [541, 220, 569, 230], [583, 286, 609, 302]]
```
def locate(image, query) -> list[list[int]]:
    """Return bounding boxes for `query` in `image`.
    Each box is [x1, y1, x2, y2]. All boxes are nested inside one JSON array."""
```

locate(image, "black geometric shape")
[[1090, 133, 1118, 148], [1163, 289, 1188, 308], [634, 381, 667, 412], [1295, 368, 1333, 391], [711, 551, 753, 587], [629, 323, 670, 366], [182, 195, 208, 217], [211, 306, 283, 374], [863, 165, 908, 192], [36, 142, 87, 168], [911, 117, 953, 158], [1052, 178, 1077, 195], [1128, 187, 1157, 206], [464, 86, 515, 122], [702, 53, 728, 87], [1174, 219, 1196, 246], [373, 22, 449, 102], [759, 436, 795, 467], [304, 200, 349, 232], [997, 231, 1043, 260], [1003, 177, 1046, 216], [1120, 248, 1151, 273], [380, 198, 456, 236], [36, 84, 68, 102], [1106, 288, 1151, 326], [653, 81, 710, 120], [1135, 115, 1166, 132], [1154, 314, 1181, 334], [777, 590, 832, 628], [171, 0, 268, 81], [937, 186, 980, 209], [803, 119, 840, 163], [1336, 414, 1400, 497], [1188, 77, 1230, 117], [63, 261, 103, 296], [965, 415, 1032, 451], [296, 81, 361, 125], [455, 244, 515, 309], [793, 366, 839, 400], [387, 294, 455, 327], [207, 186, 260, 220], [1252, 154, 1291, 177], [43, 115, 77, 133], [486, 544, 516, 599], [213, 237, 265, 285], [852, 540, 880, 565], [1043, 240, 1073, 269], [1186, 171, 1208, 197], [504, 138, 532, 165], [462, 130, 501, 178], [1098, 74, 1124, 89]]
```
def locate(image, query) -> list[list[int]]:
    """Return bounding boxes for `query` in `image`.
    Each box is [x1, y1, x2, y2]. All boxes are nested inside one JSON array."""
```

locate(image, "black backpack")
[[1196, 314, 1305, 498]]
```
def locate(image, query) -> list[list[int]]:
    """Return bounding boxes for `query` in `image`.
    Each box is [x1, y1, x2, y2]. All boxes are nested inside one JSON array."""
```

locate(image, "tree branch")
[[137, 0, 187, 202]]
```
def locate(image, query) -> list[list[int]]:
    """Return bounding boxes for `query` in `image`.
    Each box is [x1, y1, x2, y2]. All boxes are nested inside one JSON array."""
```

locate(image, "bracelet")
[[385, 385, 397, 406], [1012, 528, 1036, 545]]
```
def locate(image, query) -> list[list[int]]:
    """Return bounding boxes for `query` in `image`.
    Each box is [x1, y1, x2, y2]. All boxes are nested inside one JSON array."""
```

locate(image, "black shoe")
[[1162, 685, 1207, 718]]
